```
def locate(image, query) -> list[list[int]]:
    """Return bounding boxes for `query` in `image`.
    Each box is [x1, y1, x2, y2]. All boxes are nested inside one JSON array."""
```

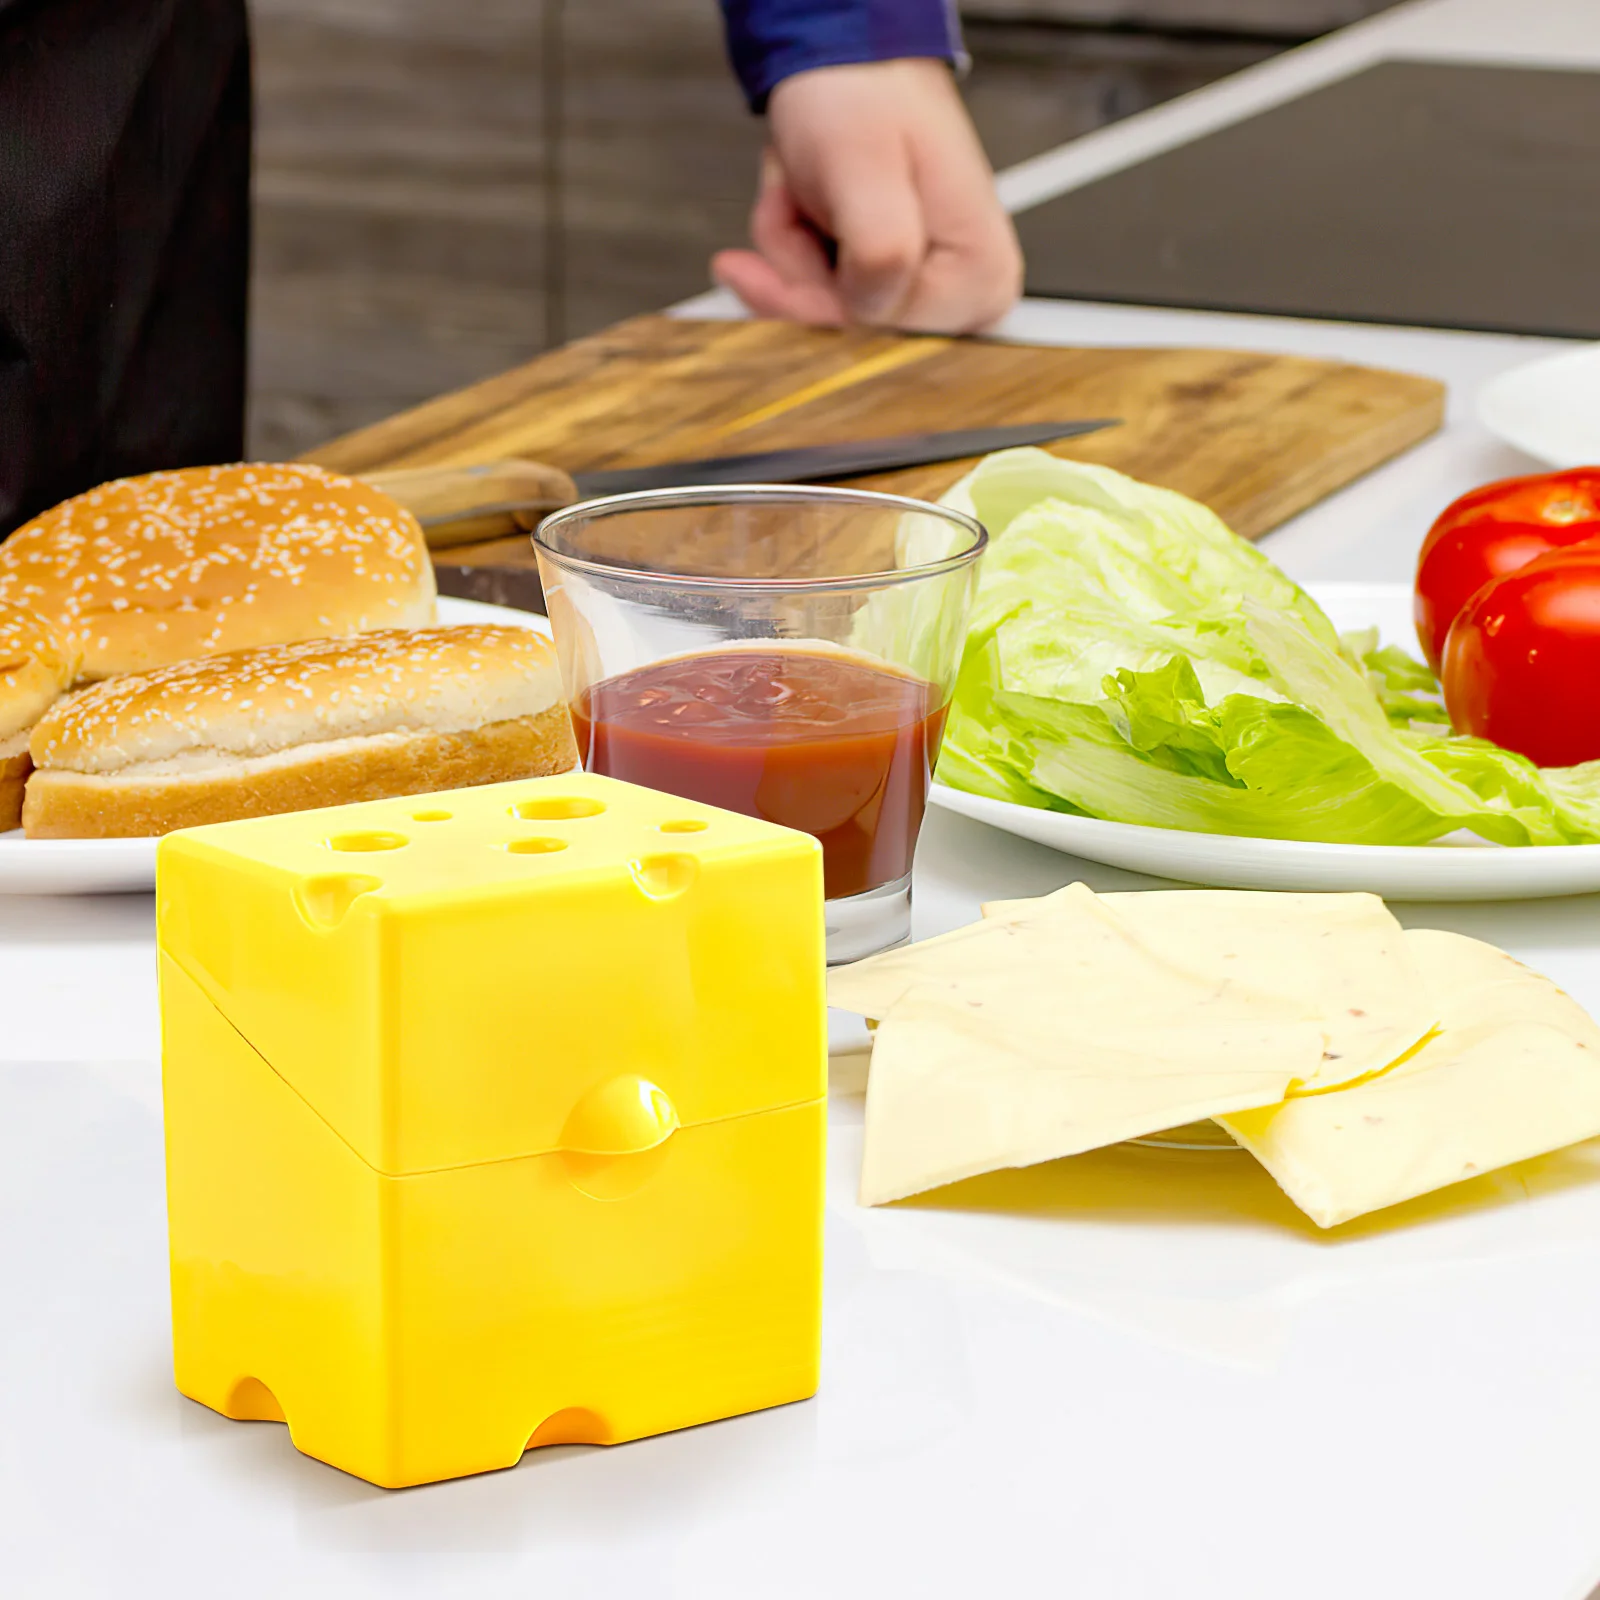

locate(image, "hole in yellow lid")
[[327, 830, 407, 853], [294, 873, 382, 930], [505, 836, 568, 855], [630, 852, 697, 899], [513, 795, 605, 821], [658, 819, 708, 834]]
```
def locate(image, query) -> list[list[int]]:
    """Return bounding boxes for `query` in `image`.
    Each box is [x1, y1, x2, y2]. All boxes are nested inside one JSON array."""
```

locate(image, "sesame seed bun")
[[0, 463, 437, 681], [0, 603, 79, 830], [0, 745, 26, 833], [23, 624, 577, 838], [0, 602, 78, 744]]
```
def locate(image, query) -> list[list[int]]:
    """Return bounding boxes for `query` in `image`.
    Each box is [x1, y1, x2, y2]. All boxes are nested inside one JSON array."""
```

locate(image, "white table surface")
[[9, 3, 1600, 1595]]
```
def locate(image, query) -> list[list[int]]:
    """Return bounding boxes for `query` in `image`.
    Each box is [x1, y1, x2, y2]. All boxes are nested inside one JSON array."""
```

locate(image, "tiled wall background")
[[248, 0, 1391, 458]]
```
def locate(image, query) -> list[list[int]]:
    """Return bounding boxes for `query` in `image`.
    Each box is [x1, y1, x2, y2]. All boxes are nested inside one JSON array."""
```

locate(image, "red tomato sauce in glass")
[[570, 648, 947, 899]]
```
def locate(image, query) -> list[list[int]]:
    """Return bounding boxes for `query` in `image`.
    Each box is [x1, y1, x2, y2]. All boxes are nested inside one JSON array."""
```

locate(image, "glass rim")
[[531, 482, 988, 594]]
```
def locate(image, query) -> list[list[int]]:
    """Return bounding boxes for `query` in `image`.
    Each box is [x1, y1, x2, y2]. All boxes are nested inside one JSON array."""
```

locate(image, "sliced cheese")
[[827, 915, 998, 1020], [1220, 928, 1600, 1228], [832, 883, 1355, 1039], [857, 885, 1326, 1204], [1400, 927, 1600, 1038], [982, 887, 1435, 1092]]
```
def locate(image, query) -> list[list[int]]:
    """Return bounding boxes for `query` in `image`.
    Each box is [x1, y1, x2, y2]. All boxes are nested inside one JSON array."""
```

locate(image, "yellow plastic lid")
[[157, 773, 826, 1175]]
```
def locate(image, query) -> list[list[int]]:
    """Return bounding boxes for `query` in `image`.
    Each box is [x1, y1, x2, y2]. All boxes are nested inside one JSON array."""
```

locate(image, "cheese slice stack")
[[1222, 928, 1600, 1226], [830, 886, 1600, 1227], [983, 888, 1434, 1092], [847, 884, 1327, 1205]]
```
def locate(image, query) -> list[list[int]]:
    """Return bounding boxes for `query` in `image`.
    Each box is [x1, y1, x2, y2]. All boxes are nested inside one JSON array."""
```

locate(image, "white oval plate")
[[1477, 343, 1600, 468], [0, 598, 551, 896], [930, 582, 1600, 902]]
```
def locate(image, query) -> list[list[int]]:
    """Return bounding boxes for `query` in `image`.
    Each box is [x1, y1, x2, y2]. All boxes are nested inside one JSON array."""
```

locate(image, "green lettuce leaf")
[[1343, 626, 1450, 730], [936, 449, 1600, 847]]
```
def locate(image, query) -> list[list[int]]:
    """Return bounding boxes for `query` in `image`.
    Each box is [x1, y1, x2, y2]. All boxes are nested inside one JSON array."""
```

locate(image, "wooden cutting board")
[[305, 315, 1445, 606]]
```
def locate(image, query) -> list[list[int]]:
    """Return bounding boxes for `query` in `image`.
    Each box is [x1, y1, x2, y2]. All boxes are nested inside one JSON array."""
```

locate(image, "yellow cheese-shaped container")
[[157, 772, 826, 1488]]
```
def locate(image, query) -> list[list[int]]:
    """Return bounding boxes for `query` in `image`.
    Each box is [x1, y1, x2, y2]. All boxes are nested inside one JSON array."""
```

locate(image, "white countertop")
[[8, 1, 1600, 1594]]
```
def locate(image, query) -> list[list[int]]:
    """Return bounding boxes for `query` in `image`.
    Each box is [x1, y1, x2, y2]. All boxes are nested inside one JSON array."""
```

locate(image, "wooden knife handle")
[[362, 459, 579, 549]]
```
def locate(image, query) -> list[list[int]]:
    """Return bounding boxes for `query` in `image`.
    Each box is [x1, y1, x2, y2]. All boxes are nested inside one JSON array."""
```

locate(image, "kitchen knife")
[[365, 418, 1118, 550], [566, 419, 1118, 498]]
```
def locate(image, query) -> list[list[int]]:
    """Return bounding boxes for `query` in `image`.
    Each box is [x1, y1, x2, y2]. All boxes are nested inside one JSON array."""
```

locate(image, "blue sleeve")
[[719, 0, 965, 113]]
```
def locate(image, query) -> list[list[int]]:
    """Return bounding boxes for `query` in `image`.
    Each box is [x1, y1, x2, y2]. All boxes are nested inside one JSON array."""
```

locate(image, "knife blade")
[[369, 418, 1119, 551], [566, 418, 1118, 499], [434, 560, 550, 615], [427, 416, 1119, 612]]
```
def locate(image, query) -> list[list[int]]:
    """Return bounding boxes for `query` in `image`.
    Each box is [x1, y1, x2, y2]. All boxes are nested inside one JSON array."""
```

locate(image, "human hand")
[[711, 59, 1023, 335]]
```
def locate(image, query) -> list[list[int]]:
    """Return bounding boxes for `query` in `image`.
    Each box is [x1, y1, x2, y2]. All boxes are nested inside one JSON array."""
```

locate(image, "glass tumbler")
[[532, 484, 987, 961]]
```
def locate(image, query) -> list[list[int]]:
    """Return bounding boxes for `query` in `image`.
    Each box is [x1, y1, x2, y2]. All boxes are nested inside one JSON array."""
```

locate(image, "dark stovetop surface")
[[1015, 60, 1600, 339]]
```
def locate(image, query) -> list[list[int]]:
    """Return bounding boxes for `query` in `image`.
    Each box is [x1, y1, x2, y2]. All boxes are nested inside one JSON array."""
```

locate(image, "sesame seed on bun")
[[0, 462, 437, 681], [22, 624, 576, 838], [0, 602, 78, 830]]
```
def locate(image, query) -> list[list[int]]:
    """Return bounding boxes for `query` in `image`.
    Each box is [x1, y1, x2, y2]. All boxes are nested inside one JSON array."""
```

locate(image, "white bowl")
[[1478, 343, 1600, 468]]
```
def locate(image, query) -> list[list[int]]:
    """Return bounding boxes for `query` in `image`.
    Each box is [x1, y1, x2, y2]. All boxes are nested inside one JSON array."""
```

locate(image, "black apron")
[[0, 0, 250, 538]]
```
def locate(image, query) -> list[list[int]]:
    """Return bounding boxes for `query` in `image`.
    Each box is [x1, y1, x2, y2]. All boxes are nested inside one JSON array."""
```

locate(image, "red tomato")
[[1413, 469, 1600, 672], [1442, 550, 1600, 768]]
